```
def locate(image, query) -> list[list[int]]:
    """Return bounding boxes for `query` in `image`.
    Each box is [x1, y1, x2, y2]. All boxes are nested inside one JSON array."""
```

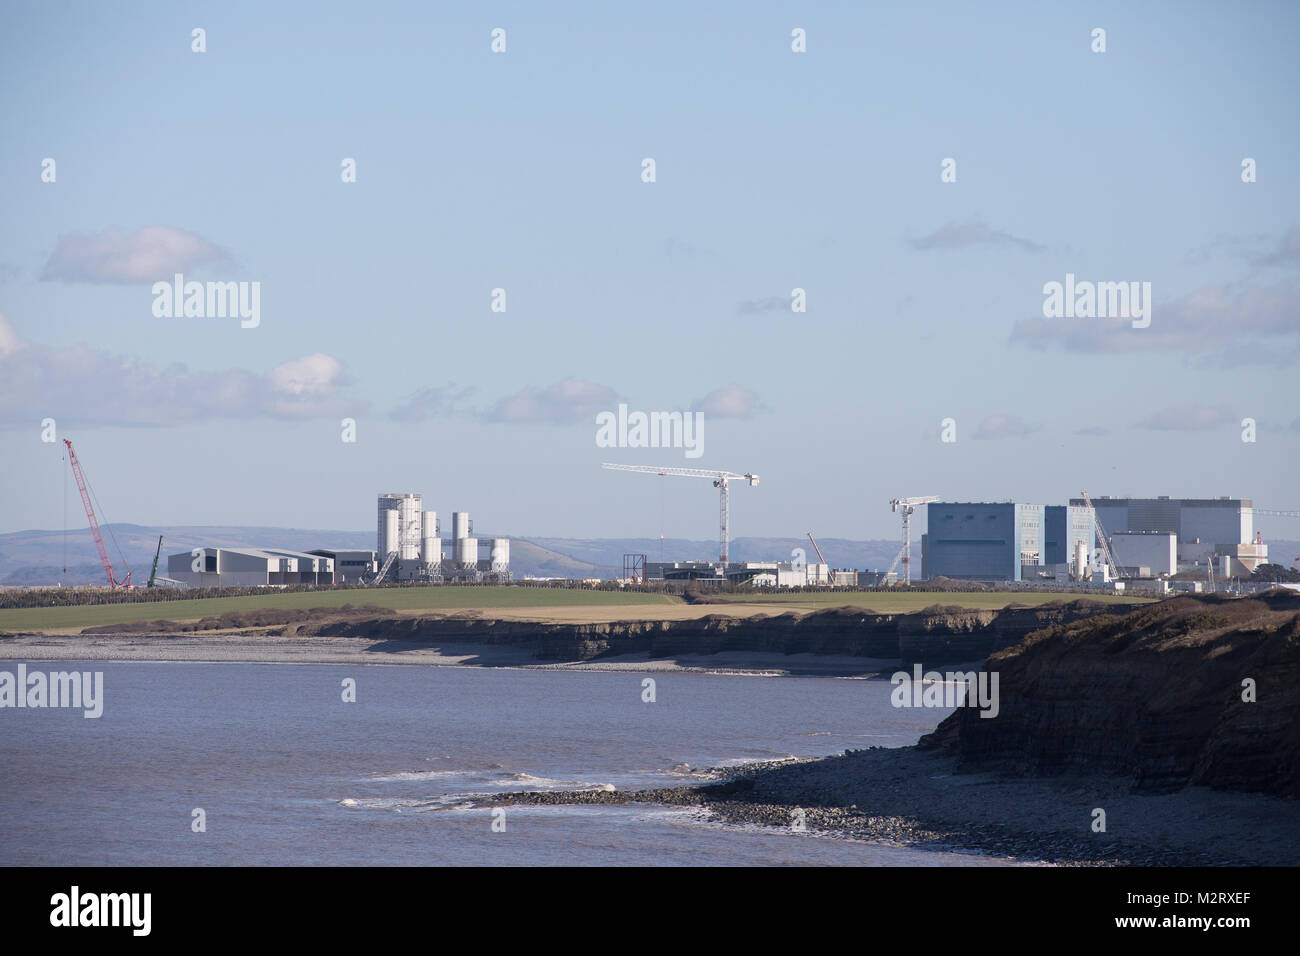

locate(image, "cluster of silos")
[[375, 495, 510, 582], [452, 511, 476, 569], [378, 494, 423, 558]]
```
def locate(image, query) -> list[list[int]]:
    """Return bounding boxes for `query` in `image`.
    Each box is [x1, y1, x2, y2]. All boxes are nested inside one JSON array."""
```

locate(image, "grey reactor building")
[[921, 497, 1265, 582]]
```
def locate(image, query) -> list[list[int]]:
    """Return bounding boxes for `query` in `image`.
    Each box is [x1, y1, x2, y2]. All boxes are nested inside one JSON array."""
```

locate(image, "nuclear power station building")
[[374, 493, 511, 583]]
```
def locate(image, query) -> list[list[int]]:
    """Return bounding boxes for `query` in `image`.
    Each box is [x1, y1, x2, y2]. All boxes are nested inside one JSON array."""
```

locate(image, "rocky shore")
[[489, 745, 1299, 866], [487, 591, 1300, 866]]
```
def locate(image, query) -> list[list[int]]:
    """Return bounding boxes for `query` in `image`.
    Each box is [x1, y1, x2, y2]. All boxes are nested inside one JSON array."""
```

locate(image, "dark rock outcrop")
[[920, 590, 1300, 797]]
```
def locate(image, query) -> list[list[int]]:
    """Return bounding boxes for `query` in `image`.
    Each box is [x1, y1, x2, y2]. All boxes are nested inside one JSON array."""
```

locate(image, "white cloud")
[[269, 353, 343, 395], [1010, 280, 1300, 365], [691, 384, 762, 419], [389, 384, 477, 423], [972, 414, 1040, 440], [40, 225, 231, 284], [482, 377, 619, 424], [0, 312, 22, 357], [1134, 404, 1236, 432], [907, 219, 1045, 253], [0, 317, 356, 426]]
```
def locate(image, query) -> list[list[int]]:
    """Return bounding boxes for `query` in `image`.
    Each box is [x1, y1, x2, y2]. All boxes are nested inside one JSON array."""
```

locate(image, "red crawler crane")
[[64, 439, 131, 589]]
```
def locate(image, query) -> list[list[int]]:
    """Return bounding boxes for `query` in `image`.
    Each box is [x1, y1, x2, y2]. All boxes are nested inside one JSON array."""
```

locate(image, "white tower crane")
[[888, 496, 940, 585], [601, 463, 759, 567]]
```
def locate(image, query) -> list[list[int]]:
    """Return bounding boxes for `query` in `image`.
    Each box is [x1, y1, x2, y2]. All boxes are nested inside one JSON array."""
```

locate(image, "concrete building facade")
[[921, 502, 1045, 581], [1109, 532, 1177, 577], [166, 548, 334, 588], [1067, 496, 1264, 572]]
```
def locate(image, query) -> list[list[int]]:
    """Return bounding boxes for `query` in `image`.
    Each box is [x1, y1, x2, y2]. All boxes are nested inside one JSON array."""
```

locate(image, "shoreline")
[[490, 748, 1300, 866], [0, 632, 902, 676]]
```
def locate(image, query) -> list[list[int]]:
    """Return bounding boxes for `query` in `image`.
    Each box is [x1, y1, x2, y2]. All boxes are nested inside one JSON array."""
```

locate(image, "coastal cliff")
[[919, 591, 1300, 797], [291, 599, 1124, 666]]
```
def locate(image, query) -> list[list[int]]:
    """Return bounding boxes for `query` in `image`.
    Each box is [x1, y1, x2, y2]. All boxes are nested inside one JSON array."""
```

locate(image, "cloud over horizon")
[[1009, 280, 1300, 366], [1134, 403, 1237, 432], [972, 414, 1041, 440], [907, 219, 1045, 253], [40, 225, 231, 284], [481, 377, 620, 425], [0, 314, 357, 426], [691, 384, 763, 419]]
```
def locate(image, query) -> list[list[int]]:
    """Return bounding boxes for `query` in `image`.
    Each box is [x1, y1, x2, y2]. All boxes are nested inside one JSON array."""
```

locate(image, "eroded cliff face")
[[919, 591, 1300, 797], [295, 599, 1123, 667]]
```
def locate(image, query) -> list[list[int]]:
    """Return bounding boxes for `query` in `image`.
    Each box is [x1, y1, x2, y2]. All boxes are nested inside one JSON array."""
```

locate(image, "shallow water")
[[0, 660, 1016, 865]]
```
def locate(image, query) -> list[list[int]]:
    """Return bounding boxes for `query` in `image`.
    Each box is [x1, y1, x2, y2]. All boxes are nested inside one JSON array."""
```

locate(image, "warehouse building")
[[166, 547, 334, 588], [920, 502, 1046, 582], [307, 549, 378, 584]]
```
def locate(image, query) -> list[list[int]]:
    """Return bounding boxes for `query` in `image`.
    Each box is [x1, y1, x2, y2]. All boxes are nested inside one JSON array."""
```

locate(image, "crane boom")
[[806, 532, 834, 585], [601, 462, 759, 566], [64, 439, 130, 588], [1080, 490, 1121, 581], [147, 535, 164, 588]]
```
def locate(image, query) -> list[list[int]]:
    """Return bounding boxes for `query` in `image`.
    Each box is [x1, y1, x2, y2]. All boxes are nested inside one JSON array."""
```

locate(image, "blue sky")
[[1, 0, 1297, 541]]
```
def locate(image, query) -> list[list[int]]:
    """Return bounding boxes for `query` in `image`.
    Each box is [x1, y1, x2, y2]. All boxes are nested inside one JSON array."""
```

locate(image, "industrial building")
[[374, 494, 511, 583], [1109, 532, 1177, 577], [1066, 496, 1266, 575], [920, 495, 1268, 583], [920, 502, 1061, 582], [307, 549, 378, 584], [166, 547, 334, 588], [642, 560, 832, 587]]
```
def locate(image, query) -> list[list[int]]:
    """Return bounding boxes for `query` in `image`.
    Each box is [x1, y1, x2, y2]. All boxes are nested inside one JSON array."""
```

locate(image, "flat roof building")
[[166, 548, 334, 588], [921, 502, 1045, 582]]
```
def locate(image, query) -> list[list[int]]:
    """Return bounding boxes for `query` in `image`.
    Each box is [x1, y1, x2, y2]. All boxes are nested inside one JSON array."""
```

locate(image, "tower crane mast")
[[601, 463, 759, 566], [888, 496, 939, 586]]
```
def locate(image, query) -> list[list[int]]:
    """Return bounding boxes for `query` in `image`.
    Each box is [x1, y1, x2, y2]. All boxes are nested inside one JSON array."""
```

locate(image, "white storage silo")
[[383, 509, 400, 556], [422, 511, 440, 567], [455, 537, 478, 568], [399, 494, 422, 560], [490, 538, 510, 572], [1072, 540, 1089, 580], [452, 511, 470, 541]]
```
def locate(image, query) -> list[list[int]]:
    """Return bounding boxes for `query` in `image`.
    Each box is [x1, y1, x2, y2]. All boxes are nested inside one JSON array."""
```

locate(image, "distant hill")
[[0, 525, 901, 585], [5, 525, 1294, 587]]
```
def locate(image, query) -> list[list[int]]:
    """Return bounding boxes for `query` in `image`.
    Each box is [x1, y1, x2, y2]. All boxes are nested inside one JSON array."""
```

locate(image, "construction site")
[[39, 439, 1300, 596]]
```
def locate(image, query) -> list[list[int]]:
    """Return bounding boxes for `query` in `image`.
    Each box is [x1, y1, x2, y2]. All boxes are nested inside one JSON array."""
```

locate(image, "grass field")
[[0, 586, 682, 632], [705, 591, 1152, 612]]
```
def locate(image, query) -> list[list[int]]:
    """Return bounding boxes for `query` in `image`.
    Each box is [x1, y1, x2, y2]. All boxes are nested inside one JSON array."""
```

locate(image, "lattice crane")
[[601, 463, 759, 566], [64, 439, 131, 589], [1080, 490, 1122, 581]]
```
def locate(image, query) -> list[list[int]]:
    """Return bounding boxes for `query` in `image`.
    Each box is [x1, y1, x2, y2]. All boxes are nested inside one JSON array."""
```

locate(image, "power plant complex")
[[164, 493, 511, 588]]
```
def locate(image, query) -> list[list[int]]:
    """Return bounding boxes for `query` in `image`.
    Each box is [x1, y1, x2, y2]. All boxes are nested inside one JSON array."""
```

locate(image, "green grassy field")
[[0, 586, 681, 632], [706, 591, 1152, 612]]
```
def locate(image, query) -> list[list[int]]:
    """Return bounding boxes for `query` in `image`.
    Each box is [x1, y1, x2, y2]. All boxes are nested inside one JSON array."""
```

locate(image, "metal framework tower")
[[601, 463, 759, 566], [623, 553, 646, 583], [888, 496, 939, 586]]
